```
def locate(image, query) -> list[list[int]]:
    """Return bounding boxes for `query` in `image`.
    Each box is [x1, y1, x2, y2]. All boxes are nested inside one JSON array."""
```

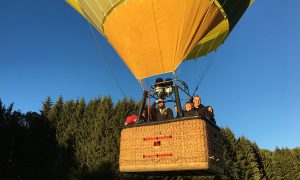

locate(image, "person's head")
[[185, 102, 193, 111], [193, 95, 201, 108], [207, 106, 214, 117], [174, 105, 178, 112], [207, 106, 213, 113], [157, 99, 165, 108]]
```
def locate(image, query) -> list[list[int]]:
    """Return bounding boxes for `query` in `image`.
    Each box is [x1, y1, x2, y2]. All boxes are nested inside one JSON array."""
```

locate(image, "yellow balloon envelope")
[[67, 0, 253, 80]]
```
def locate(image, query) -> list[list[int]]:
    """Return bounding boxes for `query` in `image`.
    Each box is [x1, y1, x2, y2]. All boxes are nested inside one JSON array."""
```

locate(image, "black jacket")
[[183, 109, 198, 117], [151, 103, 174, 121], [194, 104, 206, 118], [204, 111, 216, 124]]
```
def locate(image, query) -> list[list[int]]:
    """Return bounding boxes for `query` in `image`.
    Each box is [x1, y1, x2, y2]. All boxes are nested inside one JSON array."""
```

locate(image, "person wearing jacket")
[[183, 102, 198, 117], [205, 106, 216, 124], [151, 99, 174, 121], [193, 95, 206, 119]]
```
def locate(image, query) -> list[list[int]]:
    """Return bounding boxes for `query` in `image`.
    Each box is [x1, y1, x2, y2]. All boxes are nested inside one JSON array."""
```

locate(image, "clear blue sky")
[[0, 0, 299, 150]]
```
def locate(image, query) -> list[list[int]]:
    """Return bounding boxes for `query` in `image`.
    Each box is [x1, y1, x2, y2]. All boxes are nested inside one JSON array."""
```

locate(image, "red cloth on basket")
[[125, 115, 137, 125]]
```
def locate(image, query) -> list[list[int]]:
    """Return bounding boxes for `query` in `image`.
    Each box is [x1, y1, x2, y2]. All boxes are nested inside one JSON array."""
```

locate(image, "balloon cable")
[[87, 23, 127, 98], [192, 0, 242, 96], [192, 55, 216, 96]]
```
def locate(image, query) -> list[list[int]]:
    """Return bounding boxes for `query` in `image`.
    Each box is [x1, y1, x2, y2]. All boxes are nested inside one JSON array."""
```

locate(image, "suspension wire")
[[178, 0, 218, 97], [87, 23, 127, 98], [192, 30, 227, 96], [192, 0, 241, 96], [176, 64, 183, 78], [175, 0, 217, 82], [76, 0, 127, 98], [194, 59, 198, 80], [192, 54, 216, 96], [192, 27, 225, 96]]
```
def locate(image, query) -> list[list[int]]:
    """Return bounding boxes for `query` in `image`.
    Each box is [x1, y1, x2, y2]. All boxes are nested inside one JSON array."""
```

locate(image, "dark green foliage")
[[48, 96, 63, 127], [0, 97, 299, 179], [40, 96, 52, 118], [213, 127, 300, 180], [0, 99, 58, 179], [271, 147, 300, 179], [221, 128, 240, 179], [235, 136, 263, 179], [260, 149, 274, 179]]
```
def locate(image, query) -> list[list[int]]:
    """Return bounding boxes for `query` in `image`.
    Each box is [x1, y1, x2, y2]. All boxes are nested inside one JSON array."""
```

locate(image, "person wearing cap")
[[193, 95, 206, 119], [150, 99, 174, 121]]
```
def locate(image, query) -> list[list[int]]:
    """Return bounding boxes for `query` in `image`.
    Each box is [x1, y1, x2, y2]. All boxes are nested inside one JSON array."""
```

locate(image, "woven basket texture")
[[119, 119, 223, 174]]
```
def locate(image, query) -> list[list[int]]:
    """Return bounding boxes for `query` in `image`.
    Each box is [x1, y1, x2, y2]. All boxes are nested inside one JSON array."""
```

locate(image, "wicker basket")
[[119, 117, 224, 175]]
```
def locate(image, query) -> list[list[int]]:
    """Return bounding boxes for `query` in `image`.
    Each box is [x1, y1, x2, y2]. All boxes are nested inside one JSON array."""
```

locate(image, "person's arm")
[[151, 102, 156, 109], [211, 117, 216, 124], [167, 108, 174, 119], [199, 106, 207, 119], [150, 102, 157, 121], [203, 109, 208, 119]]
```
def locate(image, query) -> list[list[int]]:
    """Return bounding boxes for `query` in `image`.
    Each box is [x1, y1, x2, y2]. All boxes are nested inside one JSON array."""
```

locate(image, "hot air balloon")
[[67, 0, 253, 176]]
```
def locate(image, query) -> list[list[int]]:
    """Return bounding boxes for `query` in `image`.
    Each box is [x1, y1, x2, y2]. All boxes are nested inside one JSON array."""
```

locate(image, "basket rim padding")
[[122, 116, 219, 129]]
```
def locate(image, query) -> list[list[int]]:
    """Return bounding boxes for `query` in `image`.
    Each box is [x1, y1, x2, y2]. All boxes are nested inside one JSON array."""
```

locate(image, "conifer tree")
[[1, 97, 300, 179], [5, 103, 14, 118], [75, 98, 99, 170], [259, 149, 274, 179], [221, 128, 240, 179], [250, 142, 267, 179], [235, 136, 263, 179], [48, 97, 77, 178], [48, 96, 63, 127], [75, 97, 109, 170], [56, 99, 77, 148], [0, 99, 6, 125], [101, 97, 115, 163], [293, 147, 300, 162], [272, 147, 300, 179], [0, 99, 8, 176], [40, 96, 52, 118]]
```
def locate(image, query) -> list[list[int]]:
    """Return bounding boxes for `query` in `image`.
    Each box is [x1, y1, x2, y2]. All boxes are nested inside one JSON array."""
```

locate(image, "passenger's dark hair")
[[207, 105, 213, 110], [207, 106, 214, 117]]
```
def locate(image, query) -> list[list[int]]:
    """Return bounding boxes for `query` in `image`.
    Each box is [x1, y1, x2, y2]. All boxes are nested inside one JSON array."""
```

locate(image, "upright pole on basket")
[[174, 85, 182, 117], [138, 90, 148, 122]]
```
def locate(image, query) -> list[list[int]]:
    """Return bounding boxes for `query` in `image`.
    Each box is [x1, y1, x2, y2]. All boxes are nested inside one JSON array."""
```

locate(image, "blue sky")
[[0, 0, 299, 150]]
